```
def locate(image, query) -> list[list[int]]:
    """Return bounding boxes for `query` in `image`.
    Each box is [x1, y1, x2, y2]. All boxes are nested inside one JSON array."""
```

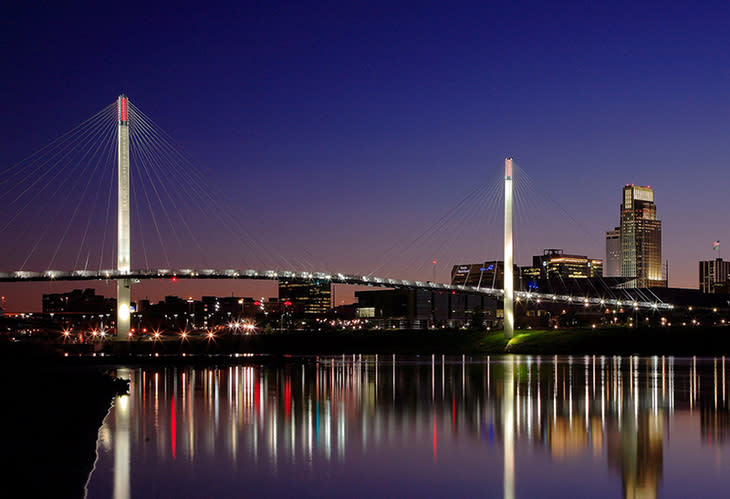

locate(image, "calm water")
[[86, 355, 730, 498]]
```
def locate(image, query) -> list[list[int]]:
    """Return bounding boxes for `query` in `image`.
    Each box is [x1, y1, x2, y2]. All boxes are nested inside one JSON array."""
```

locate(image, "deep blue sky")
[[3, 1, 730, 309]]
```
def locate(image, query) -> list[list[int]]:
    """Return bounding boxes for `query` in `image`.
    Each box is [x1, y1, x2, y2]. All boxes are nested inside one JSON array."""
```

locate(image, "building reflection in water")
[[89, 355, 730, 498]]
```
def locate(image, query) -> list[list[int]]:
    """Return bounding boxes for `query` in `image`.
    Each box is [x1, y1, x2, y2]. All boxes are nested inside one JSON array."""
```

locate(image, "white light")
[[119, 304, 130, 321]]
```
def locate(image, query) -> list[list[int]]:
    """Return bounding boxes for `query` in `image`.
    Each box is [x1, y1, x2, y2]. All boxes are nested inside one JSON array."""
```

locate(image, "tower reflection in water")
[[91, 355, 730, 498]]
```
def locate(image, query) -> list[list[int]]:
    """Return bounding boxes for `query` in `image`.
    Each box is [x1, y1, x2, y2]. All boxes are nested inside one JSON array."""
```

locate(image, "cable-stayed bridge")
[[0, 96, 674, 337], [0, 267, 669, 309]]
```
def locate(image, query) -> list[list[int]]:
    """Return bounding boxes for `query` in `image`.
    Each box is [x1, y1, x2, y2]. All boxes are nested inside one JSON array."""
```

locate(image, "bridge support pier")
[[117, 279, 131, 338], [116, 95, 131, 337], [504, 157, 514, 339]]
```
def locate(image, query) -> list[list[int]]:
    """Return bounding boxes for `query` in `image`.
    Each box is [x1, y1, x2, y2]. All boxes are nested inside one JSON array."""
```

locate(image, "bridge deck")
[[0, 268, 673, 310]]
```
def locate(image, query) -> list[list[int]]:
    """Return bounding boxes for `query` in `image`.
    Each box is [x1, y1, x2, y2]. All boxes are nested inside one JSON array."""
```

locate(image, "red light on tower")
[[284, 301, 292, 307], [118, 95, 128, 123]]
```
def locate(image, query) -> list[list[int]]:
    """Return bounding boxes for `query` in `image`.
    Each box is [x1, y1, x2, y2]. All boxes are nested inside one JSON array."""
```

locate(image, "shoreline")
[[0, 360, 128, 498], [4, 326, 730, 364]]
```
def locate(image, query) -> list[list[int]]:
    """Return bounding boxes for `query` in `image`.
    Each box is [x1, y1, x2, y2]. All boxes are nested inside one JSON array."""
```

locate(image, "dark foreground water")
[[86, 355, 730, 498]]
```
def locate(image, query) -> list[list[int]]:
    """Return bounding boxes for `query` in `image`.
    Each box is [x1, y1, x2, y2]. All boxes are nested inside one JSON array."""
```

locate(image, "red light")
[[284, 301, 292, 307], [142, 328, 147, 333], [119, 97, 128, 122], [171, 276, 177, 282], [452, 291, 456, 295], [254, 301, 261, 306], [432, 260, 437, 265]]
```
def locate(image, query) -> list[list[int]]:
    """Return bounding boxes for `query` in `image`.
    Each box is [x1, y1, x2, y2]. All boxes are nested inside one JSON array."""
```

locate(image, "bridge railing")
[[0, 267, 673, 310]]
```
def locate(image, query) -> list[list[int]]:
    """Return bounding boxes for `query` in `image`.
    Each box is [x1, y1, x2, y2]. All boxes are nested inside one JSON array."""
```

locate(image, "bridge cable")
[[0, 103, 116, 187], [128, 103, 275, 268], [367, 180, 495, 279], [128, 102, 284, 270], [72, 116, 119, 270], [128, 124, 171, 267], [48, 117, 118, 270], [13, 107, 117, 269], [129, 109, 210, 267]]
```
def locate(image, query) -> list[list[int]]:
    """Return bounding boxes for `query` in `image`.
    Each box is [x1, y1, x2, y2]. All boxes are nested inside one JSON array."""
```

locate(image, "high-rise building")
[[699, 258, 730, 293], [619, 185, 664, 288], [605, 227, 621, 277]]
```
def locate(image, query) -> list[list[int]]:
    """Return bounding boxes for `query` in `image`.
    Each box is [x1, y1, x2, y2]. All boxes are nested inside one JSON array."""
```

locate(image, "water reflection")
[[87, 356, 730, 498]]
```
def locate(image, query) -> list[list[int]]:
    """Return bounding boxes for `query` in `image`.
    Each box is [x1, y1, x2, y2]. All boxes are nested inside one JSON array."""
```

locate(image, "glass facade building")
[[278, 279, 331, 315], [619, 185, 664, 288], [605, 227, 621, 277]]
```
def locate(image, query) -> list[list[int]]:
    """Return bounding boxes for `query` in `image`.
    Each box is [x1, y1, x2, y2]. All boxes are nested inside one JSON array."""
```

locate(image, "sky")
[[2, 1, 730, 311]]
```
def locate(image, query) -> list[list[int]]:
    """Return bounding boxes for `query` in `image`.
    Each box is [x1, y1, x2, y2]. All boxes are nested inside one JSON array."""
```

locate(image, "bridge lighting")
[[119, 303, 130, 321]]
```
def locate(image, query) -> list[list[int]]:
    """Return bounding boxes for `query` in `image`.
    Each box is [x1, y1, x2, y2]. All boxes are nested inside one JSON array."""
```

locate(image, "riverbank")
[[4, 326, 730, 367], [0, 357, 128, 498], [495, 326, 730, 355], [31, 325, 730, 359]]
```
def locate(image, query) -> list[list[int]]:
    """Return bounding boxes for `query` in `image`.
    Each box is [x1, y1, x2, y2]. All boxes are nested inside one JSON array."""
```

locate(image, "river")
[[85, 355, 730, 498]]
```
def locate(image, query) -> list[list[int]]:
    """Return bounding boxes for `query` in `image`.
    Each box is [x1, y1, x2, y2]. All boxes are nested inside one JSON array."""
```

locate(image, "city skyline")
[[3, 2, 730, 310]]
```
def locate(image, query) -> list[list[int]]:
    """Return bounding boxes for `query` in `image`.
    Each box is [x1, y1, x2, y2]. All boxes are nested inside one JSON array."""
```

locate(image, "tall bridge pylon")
[[117, 95, 131, 337], [503, 157, 514, 339]]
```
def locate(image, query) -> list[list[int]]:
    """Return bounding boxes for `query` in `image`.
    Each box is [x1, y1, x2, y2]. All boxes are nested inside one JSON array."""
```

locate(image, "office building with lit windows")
[[699, 258, 730, 294], [279, 279, 331, 315], [529, 249, 603, 279], [619, 185, 664, 288], [451, 261, 522, 289]]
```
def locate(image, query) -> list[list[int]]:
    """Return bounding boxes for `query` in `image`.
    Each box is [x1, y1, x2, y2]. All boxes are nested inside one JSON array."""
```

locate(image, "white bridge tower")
[[117, 95, 131, 337], [504, 157, 514, 339]]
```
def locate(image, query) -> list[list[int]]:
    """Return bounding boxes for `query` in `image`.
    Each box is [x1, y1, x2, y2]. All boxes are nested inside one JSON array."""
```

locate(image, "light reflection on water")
[[87, 355, 730, 498]]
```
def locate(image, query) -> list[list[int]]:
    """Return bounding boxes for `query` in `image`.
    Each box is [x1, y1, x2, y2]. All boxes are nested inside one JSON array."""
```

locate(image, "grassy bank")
[[482, 326, 730, 355]]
